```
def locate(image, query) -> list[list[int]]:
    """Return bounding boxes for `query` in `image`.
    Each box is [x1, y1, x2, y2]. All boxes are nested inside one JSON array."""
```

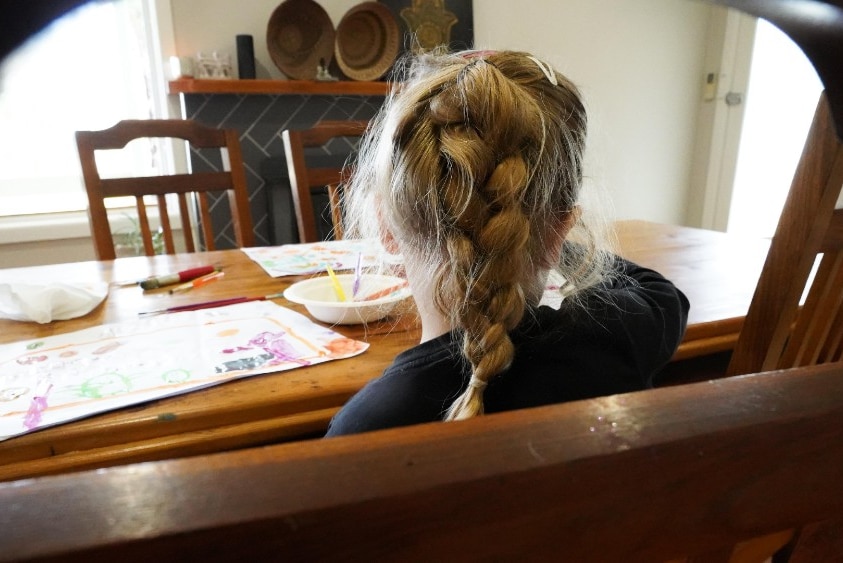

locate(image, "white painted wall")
[[168, 0, 366, 79], [472, 0, 710, 223]]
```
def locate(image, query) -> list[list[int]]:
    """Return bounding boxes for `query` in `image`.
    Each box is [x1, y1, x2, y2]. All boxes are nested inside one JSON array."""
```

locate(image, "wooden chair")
[[76, 119, 254, 260], [719, 90, 843, 563], [702, 4, 843, 559], [726, 94, 843, 377], [282, 120, 369, 243], [2, 362, 843, 561]]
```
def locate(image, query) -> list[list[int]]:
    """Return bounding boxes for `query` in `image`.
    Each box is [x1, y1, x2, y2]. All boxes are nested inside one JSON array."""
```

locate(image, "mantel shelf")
[[168, 78, 390, 96]]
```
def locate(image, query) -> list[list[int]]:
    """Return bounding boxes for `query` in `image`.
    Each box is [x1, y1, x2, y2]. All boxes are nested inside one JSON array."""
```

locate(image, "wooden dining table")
[[0, 220, 771, 482]]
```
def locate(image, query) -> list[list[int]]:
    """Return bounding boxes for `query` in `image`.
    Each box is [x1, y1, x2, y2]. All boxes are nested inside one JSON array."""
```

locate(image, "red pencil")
[[139, 265, 220, 290]]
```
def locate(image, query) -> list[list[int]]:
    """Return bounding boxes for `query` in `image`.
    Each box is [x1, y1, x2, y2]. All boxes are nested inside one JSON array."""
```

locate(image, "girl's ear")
[[376, 204, 400, 254], [561, 205, 582, 237], [541, 206, 581, 267], [380, 226, 400, 254]]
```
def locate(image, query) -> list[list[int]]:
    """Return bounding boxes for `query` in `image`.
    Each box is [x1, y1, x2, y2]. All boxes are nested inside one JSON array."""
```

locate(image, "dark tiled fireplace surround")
[[179, 87, 385, 247]]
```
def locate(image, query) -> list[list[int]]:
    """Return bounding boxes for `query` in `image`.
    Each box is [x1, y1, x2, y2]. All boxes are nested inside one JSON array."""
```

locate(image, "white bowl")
[[284, 274, 411, 325]]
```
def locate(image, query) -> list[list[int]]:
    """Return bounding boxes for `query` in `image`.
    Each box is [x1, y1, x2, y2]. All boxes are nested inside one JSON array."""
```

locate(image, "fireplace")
[[170, 78, 387, 247]]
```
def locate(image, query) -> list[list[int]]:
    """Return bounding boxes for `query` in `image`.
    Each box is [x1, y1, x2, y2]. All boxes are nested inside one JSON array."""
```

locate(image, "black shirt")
[[325, 257, 690, 437]]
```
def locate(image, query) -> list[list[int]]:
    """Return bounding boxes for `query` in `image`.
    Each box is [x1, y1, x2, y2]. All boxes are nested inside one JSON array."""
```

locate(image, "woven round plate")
[[334, 2, 400, 81], [266, 0, 335, 80]]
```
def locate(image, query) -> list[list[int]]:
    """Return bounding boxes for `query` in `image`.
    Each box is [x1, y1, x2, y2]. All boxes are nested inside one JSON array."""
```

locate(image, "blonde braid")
[[442, 154, 532, 420], [417, 60, 540, 420]]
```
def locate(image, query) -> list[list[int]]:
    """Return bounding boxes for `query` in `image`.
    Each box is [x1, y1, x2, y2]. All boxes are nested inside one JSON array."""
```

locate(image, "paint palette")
[[284, 274, 410, 325]]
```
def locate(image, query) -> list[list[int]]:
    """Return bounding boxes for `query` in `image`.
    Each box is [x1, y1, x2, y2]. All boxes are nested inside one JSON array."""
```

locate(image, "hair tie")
[[468, 376, 487, 390], [526, 56, 558, 86], [461, 49, 498, 60]]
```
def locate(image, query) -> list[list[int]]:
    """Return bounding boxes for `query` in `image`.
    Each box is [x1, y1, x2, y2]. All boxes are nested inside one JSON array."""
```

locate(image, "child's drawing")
[[242, 238, 389, 277], [0, 301, 368, 441], [217, 329, 310, 372]]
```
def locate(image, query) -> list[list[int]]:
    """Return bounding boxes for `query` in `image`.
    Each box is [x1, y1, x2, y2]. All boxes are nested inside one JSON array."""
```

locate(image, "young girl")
[[325, 50, 689, 436]]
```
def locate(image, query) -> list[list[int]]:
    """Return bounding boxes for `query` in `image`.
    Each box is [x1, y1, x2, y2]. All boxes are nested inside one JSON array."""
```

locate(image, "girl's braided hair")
[[344, 50, 613, 420]]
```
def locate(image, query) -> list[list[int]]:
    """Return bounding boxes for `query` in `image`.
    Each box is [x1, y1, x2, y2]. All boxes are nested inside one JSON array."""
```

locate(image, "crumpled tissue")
[[0, 281, 109, 324]]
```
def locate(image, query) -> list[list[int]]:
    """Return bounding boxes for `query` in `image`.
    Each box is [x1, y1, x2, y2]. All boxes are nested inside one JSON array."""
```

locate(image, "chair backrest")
[[282, 120, 369, 243], [2, 362, 843, 562], [76, 119, 254, 260], [727, 94, 843, 376]]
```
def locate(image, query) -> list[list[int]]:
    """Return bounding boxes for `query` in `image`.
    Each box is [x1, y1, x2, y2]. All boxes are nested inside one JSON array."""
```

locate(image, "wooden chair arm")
[[2, 362, 843, 562]]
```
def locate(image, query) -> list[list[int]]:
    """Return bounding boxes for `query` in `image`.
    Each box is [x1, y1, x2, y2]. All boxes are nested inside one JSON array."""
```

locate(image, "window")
[[0, 0, 161, 217], [726, 18, 824, 238]]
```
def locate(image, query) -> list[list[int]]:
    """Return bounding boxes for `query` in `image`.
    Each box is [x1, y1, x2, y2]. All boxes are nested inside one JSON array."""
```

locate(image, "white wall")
[[168, 0, 363, 80], [168, 0, 711, 225], [0, 237, 95, 267], [473, 0, 710, 223]]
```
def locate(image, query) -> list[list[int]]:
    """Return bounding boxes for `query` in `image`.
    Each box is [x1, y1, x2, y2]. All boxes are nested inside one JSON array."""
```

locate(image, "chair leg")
[[773, 517, 843, 563]]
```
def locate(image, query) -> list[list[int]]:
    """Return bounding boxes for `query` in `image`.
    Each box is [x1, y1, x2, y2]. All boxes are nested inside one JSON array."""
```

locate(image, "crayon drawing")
[[242, 238, 389, 277], [0, 301, 368, 441]]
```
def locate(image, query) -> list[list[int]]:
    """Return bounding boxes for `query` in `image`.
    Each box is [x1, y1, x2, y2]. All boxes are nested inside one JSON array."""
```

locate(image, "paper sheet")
[[0, 301, 368, 441], [242, 238, 389, 277]]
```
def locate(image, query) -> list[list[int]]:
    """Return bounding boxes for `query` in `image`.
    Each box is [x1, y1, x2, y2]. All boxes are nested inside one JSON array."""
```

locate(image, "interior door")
[[691, 7, 825, 236], [725, 18, 826, 238], [688, 6, 756, 232]]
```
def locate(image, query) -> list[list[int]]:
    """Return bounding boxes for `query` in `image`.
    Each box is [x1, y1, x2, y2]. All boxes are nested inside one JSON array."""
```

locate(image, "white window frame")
[[0, 0, 180, 246]]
